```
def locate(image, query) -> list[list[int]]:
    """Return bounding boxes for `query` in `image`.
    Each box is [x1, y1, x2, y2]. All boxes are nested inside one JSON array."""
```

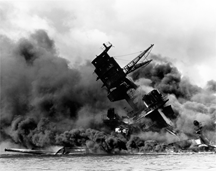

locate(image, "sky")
[[0, 0, 216, 87]]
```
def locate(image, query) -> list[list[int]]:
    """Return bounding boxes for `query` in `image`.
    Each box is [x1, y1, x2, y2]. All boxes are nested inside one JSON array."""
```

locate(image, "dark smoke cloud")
[[131, 62, 201, 100], [1, 30, 215, 153], [0, 30, 120, 148], [130, 55, 216, 144]]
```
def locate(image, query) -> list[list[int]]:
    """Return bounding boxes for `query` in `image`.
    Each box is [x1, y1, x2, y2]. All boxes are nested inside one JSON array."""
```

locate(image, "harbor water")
[[1, 153, 216, 171]]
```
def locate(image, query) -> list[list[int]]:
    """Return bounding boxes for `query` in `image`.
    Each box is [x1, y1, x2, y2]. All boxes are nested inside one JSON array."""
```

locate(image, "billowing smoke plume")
[[131, 60, 201, 100], [0, 30, 215, 153], [131, 55, 216, 144], [0, 30, 124, 149]]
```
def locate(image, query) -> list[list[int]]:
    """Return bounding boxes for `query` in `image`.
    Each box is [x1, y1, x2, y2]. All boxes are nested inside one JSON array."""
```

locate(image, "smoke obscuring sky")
[[0, 0, 216, 86]]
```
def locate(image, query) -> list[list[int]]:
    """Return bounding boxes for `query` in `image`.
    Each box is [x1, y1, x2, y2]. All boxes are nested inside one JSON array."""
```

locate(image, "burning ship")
[[4, 43, 215, 155], [91, 43, 216, 153], [92, 43, 177, 136]]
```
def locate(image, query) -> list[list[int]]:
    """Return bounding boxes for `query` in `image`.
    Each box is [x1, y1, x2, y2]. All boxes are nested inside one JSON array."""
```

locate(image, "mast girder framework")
[[123, 44, 154, 75]]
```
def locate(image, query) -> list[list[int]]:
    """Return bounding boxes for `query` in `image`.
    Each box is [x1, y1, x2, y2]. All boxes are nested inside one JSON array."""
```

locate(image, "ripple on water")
[[0, 153, 216, 171]]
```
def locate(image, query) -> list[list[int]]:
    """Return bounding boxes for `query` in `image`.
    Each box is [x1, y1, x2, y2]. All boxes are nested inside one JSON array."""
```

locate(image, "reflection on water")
[[1, 153, 216, 171]]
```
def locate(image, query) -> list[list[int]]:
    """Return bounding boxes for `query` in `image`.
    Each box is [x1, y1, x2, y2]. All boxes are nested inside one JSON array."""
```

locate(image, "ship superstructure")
[[92, 43, 177, 134]]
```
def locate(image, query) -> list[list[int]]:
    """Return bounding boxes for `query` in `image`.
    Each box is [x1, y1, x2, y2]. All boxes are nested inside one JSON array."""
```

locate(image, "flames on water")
[[0, 30, 216, 154]]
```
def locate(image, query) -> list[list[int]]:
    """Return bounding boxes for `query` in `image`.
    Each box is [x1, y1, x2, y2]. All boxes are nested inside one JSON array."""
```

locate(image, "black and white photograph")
[[0, 0, 216, 170]]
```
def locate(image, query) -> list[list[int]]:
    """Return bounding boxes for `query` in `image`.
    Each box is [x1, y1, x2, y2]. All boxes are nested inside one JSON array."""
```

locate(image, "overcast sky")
[[0, 0, 216, 87]]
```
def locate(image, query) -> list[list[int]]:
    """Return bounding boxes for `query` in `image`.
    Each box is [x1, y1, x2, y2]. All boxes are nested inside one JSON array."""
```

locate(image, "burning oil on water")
[[0, 30, 216, 156]]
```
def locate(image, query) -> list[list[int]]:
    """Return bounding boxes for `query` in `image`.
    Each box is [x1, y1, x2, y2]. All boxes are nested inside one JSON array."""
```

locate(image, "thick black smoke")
[[0, 30, 124, 149], [131, 61, 201, 100], [130, 55, 216, 145], [0, 30, 215, 153]]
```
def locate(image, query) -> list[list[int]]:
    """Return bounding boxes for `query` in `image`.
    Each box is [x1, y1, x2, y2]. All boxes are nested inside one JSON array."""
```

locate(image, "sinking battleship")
[[92, 43, 177, 136], [91, 43, 216, 153], [5, 43, 215, 155]]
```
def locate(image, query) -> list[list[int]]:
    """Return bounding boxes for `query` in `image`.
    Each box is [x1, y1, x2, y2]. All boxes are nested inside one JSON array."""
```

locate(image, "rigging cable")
[[113, 51, 143, 58], [140, 46, 153, 62]]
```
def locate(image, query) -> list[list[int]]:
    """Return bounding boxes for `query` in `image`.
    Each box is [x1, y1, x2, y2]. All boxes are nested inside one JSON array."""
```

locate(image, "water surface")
[[1, 153, 216, 171]]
